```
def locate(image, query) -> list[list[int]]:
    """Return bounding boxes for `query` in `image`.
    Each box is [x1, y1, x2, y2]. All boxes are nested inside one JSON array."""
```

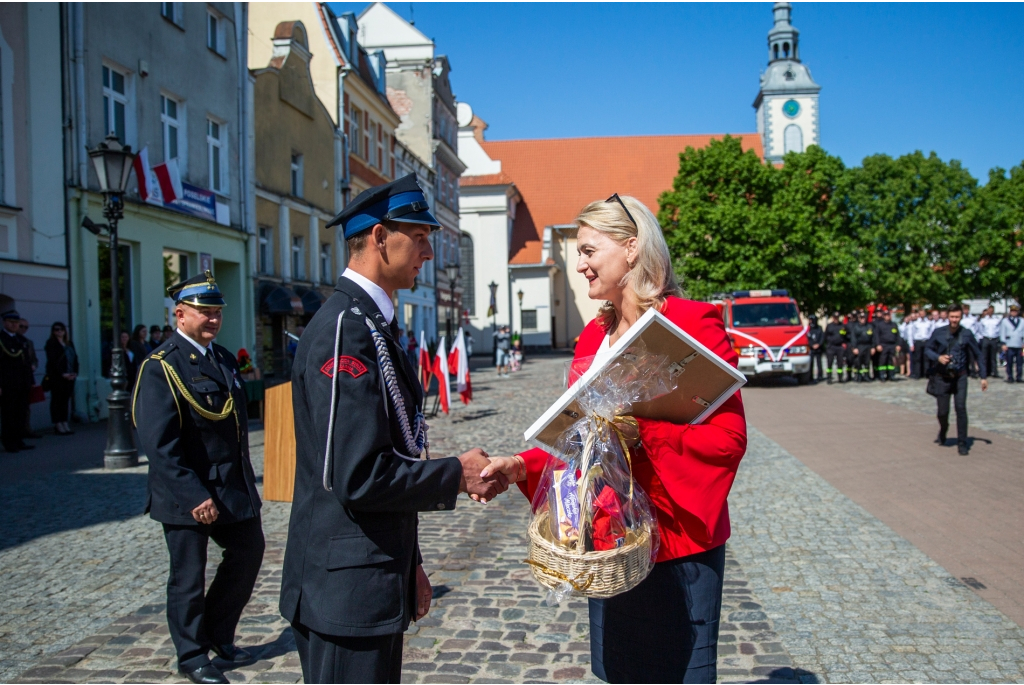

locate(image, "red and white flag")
[[432, 336, 450, 414], [447, 328, 472, 405], [152, 158, 183, 204], [418, 331, 430, 393], [132, 147, 163, 205]]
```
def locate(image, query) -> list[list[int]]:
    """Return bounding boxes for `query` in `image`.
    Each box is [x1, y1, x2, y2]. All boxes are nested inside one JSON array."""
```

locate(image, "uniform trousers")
[[911, 345, 927, 379], [291, 621, 403, 684], [590, 544, 725, 684], [826, 347, 845, 379], [1005, 347, 1023, 382], [980, 338, 1000, 378], [162, 516, 265, 671], [935, 374, 969, 446], [852, 347, 872, 378], [810, 349, 824, 380], [0, 384, 27, 449], [877, 345, 897, 379]]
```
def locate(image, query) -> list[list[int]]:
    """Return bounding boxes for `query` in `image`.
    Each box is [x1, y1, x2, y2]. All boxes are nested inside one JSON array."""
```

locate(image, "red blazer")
[[516, 296, 747, 562]]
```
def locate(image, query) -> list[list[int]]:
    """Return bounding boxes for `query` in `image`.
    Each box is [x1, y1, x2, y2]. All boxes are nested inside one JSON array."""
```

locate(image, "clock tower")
[[754, 2, 821, 163]]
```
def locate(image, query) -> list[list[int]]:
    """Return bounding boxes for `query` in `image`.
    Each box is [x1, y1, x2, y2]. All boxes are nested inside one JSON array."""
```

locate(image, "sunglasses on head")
[[605, 193, 637, 227]]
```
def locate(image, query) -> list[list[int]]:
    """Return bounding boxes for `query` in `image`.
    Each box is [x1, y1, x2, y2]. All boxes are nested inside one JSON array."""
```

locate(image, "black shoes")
[[958, 444, 970, 456], [178, 664, 229, 684], [212, 644, 254, 664], [935, 432, 947, 446]]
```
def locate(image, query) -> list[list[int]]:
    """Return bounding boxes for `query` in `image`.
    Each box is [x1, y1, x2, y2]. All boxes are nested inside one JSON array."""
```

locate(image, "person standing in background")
[[17, 319, 42, 439], [999, 304, 1023, 383], [849, 311, 874, 382], [823, 313, 848, 384], [976, 306, 1001, 379], [45, 322, 78, 435], [807, 315, 824, 382], [898, 311, 915, 377], [0, 310, 34, 452], [147, 325, 164, 353], [494, 325, 512, 378], [935, 309, 949, 328], [960, 305, 980, 377], [873, 309, 902, 381], [909, 310, 935, 379]]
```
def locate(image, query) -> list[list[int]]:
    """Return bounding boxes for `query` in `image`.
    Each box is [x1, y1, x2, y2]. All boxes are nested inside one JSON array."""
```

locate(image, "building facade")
[[754, 2, 821, 163], [393, 139, 438, 342], [251, 20, 343, 381], [63, 2, 256, 420], [0, 4, 66, 428]]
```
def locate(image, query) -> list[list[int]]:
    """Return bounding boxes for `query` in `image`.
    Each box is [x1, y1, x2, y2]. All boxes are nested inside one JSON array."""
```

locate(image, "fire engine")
[[711, 290, 812, 384]]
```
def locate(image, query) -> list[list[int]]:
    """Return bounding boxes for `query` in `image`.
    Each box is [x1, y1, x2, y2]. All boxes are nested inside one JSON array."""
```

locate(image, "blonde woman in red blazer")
[[483, 194, 747, 684]]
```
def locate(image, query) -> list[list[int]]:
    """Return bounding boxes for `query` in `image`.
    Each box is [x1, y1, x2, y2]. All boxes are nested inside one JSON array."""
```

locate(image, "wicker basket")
[[526, 511, 654, 599]]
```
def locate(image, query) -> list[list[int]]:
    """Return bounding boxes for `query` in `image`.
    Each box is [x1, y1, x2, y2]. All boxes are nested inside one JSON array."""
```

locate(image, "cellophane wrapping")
[[528, 342, 677, 604]]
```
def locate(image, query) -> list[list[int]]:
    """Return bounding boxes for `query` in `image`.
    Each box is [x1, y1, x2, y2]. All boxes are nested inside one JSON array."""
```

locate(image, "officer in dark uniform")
[[807, 314, 824, 382], [0, 310, 34, 452], [281, 174, 506, 684], [849, 310, 874, 382], [823, 312, 848, 385], [133, 272, 264, 685], [872, 309, 902, 381]]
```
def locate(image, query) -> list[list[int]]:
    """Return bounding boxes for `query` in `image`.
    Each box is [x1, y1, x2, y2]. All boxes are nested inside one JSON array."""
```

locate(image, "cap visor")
[[390, 210, 441, 228]]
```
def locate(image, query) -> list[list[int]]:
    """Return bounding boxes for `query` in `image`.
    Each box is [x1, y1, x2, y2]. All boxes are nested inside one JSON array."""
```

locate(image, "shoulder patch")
[[321, 355, 368, 379]]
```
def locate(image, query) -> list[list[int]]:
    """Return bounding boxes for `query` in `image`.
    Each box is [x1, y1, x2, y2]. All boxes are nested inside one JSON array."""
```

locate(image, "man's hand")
[[853, 348, 859, 355], [876, 345, 883, 353], [938, 354, 951, 365], [191, 498, 219, 524], [458, 448, 508, 503], [415, 564, 432, 620], [1003, 345, 1008, 352], [981, 379, 989, 392]]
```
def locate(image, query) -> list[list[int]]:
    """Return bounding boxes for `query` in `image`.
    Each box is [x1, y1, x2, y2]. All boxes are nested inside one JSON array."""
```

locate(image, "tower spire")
[[767, 2, 799, 63]]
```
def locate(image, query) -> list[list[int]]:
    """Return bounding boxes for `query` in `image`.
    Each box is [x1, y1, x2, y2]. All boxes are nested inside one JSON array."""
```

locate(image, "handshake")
[[455, 448, 527, 504]]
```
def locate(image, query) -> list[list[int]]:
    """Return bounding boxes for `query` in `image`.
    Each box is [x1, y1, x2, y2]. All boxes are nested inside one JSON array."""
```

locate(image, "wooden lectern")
[[263, 381, 296, 502]]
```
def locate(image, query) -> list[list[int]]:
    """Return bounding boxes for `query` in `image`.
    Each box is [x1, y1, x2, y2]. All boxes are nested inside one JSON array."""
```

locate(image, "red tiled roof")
[[472, 134, 763, 265], [460, 172, 516, 187]]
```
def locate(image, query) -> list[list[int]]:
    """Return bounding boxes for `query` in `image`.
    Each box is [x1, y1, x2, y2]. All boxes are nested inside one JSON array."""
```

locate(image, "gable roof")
[[468, 133, 764, 264]]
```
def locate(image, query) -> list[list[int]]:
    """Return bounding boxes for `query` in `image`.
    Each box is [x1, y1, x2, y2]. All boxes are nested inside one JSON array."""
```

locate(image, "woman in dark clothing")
[[44, 322, 78, 435]]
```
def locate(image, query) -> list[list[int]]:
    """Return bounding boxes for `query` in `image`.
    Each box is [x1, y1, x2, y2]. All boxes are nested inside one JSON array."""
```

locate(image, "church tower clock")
[[754, 2, 821, 163]]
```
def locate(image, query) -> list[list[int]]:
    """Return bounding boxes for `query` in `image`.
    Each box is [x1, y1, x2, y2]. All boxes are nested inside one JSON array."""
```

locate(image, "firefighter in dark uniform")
[[133, 272, 264, 685], [0, 309, 34, 452], [807, 314, 824, 382], [280, 174, 506, 684], [873, 309, 902, 381], [849, 310, 874, 382], [823, 312, 848, 384]]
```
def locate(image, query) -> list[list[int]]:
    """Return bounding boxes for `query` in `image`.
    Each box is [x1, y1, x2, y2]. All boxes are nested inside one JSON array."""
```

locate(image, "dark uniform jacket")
[[0, 330, 33, 391], [925, 325, 985, 380], [873, 322, 901, 347], [280, 276, 463, 638], [849, 321, 874, 351], [807, 324, 824, 350], [133, 331, 261, 525], [824, 322, 848, 348]]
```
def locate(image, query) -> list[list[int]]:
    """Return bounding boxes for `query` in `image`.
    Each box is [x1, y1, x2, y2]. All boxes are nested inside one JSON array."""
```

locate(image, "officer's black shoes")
[[936, 432, 947, 446], [826, 378, 833, 385], [958, 444, 970, 456], [178, 664, 229, 684], [212, 643, 254, 664]]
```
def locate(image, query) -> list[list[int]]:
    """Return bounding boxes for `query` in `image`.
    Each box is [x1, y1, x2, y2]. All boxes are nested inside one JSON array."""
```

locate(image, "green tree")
[[972, 162, 1024, 306], [657, 136, 779, 303], [843, 151, 978, 311]]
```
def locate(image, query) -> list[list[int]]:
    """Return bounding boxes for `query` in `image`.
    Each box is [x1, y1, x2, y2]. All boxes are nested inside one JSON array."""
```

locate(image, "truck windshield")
[[732, 302, 801, 327]]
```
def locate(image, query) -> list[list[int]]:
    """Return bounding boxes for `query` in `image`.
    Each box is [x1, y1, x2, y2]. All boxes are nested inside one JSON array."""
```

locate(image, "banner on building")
[[133, 147, 230, 227]]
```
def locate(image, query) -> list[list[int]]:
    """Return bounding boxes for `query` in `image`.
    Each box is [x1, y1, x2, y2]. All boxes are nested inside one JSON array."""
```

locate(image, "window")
[[207, 11, 225, 55], [291, 236, 305, 280], [102, 65, 128, 142], [320, 243, 332, 283], [161, 2, 183, 27], [290, 153, 303, 197], [258, 227, 272, 274], [460, 233, 475, 316], [521, 309, 538, 332], [349, 106, 361, 157], [730, 302, 801, 328], [377, 128, 385, 171], [161, 95, 180, 162], [368, 121, 377, 167], [783, 124, 804, 154], [207, 118, 227, 194]]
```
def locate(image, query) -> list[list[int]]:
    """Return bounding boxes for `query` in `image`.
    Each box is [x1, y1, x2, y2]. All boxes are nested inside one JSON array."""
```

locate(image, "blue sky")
[[328, 2, 1024, 180]]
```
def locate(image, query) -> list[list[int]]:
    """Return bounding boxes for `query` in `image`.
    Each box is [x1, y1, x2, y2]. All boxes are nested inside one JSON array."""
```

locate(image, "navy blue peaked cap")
[[168, 270, 226, 307], [327, 173, 440, 239]]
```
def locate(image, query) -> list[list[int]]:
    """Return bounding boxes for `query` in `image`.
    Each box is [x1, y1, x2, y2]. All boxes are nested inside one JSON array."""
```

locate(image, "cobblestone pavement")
[[728, 427, 1024, 683], [838, 376, 1024, 442], [8, 357, 800, 684]]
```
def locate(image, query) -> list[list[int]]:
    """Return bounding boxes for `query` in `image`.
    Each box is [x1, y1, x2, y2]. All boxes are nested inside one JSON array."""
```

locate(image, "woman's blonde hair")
[[575, 195, 680, 331]]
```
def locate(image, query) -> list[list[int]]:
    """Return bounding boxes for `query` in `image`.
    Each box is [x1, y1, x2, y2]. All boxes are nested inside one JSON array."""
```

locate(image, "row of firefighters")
[[807, 309, 911, 384]]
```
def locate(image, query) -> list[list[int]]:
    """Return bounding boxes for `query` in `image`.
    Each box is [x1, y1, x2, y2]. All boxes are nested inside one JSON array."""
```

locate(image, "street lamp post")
[[444, 263, 459, 342], [85, 134, 139, 469]]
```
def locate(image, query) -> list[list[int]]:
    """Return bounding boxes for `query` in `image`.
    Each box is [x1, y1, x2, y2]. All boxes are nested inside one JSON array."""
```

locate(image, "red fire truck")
[[711, 290, 812, 384]]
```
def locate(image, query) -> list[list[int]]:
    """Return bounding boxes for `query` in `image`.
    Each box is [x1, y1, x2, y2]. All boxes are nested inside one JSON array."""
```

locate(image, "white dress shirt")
[[934, 318, 949, 329], [342, 268, 395, 323], [910, 317, 934, 342], [977, 315, 1001, 339], [178, 329, 213, 357], [961, 313, 978, 334]]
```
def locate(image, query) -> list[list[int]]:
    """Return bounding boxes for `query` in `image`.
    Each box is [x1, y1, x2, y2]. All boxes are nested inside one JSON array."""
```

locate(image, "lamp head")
[[444, 263, 459, 283], [88, 134, 136, 195]]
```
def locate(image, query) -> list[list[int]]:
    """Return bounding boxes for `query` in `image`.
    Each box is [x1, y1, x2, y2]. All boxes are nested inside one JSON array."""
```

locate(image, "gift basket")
[[525, 343, 678, 604]]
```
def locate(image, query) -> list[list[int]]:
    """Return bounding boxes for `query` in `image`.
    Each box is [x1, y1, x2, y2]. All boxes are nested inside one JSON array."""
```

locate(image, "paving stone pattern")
[[839, 376, 1024, 442], [728, 427, 1024, 683], [7, 357, 798, 684]]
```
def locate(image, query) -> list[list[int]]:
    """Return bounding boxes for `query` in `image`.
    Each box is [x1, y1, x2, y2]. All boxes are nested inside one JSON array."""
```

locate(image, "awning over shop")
[[258, 282, 303, 315], [294, 286, 326, 314]]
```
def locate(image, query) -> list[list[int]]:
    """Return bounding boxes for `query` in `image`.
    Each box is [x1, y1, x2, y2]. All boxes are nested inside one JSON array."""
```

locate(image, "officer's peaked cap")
[[1, 309, 20, 320], [168, 270, 226, 307], [327, 173, 440, 239]]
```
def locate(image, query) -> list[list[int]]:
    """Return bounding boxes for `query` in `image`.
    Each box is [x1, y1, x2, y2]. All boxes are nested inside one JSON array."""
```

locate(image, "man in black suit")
[[0, 310, 34, 452], [281, 174, 506, 684], [925, 304, 988, 455], [134, 271, 264, 684]]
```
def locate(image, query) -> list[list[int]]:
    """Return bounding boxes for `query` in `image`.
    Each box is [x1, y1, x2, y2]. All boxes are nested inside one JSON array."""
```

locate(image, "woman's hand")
[[480, 456, 526, 484]]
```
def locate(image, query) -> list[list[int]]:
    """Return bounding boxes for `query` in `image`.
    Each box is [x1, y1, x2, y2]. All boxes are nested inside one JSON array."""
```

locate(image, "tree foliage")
[[658, 137, 1017, 313]]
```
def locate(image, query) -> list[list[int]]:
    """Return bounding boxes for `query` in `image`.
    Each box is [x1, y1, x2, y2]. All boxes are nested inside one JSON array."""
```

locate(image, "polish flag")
[[152, 158, 183, 204], [447, 328, 472, 405], [132, 147, 163, 205], [418, 331, 430, 393], [432, 336, 450, 414]]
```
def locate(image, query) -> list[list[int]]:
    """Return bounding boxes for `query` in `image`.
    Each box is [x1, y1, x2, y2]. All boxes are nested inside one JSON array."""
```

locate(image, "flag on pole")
[[432, 336, 450, 414], [447, 328, 472, 405], [131, 147, 163, 205], [418, 331, 430, 393], [152, 159, 183, 204]]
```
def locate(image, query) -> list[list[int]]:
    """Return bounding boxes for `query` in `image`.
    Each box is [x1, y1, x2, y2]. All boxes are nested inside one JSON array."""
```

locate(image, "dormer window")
[[784, 68, 795, 81], [783, 42, 790, 58], [773, 43, 779, 60]]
